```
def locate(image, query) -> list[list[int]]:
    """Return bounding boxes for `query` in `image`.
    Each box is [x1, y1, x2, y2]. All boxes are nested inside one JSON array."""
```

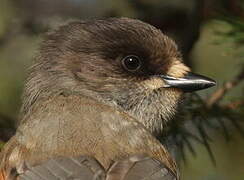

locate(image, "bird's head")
[[23, 18, 215, 135]]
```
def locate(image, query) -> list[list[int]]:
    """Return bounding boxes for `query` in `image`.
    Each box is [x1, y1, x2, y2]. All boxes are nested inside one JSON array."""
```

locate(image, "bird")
[[0, 17, 215, 180]]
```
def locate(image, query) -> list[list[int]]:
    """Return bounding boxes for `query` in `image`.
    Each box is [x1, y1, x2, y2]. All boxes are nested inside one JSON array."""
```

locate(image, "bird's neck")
[[14, 94, 177, 173]]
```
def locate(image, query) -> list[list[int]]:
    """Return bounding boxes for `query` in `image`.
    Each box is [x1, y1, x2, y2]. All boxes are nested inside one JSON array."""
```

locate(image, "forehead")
[[49, 18, 181, 75], [84, 19, 178, 54], [80, 18, 180, 71]]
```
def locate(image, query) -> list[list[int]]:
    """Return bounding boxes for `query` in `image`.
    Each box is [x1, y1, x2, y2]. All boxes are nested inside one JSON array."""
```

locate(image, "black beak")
[[160, 72, 216, 92]]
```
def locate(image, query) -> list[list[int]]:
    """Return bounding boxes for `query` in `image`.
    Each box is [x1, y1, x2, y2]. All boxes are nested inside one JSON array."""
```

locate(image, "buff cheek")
[[167, 60, 190, 78]]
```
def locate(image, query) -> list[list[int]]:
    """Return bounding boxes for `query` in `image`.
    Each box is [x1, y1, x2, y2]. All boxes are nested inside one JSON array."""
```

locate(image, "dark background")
[[0, 0, 243, 179]]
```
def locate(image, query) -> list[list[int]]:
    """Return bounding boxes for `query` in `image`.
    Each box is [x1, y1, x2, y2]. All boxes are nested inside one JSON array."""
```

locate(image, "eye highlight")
[[122, 55, 142, 72]]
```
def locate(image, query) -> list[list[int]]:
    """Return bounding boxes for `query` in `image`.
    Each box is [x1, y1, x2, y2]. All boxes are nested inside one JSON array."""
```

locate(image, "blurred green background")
[[0, 0, 243, 179]]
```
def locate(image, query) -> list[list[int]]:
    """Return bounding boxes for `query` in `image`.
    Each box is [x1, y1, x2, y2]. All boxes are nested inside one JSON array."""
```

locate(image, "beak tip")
[[203, 78, 217, 89], [190, 76, 216, 92], [210, 80, 217, 87]]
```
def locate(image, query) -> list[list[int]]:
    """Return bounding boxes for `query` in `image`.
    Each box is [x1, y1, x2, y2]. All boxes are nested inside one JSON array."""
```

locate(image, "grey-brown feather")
[[1, 95, 178, 176], [19, 155, 176, 180]]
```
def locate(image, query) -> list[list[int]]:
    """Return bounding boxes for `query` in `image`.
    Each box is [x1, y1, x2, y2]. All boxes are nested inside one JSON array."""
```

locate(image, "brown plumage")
[[0, 18, 215, 180]]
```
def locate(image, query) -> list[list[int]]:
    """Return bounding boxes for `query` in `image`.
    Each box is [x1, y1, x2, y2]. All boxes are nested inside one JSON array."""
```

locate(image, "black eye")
[[122, 55, 142, 72]]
